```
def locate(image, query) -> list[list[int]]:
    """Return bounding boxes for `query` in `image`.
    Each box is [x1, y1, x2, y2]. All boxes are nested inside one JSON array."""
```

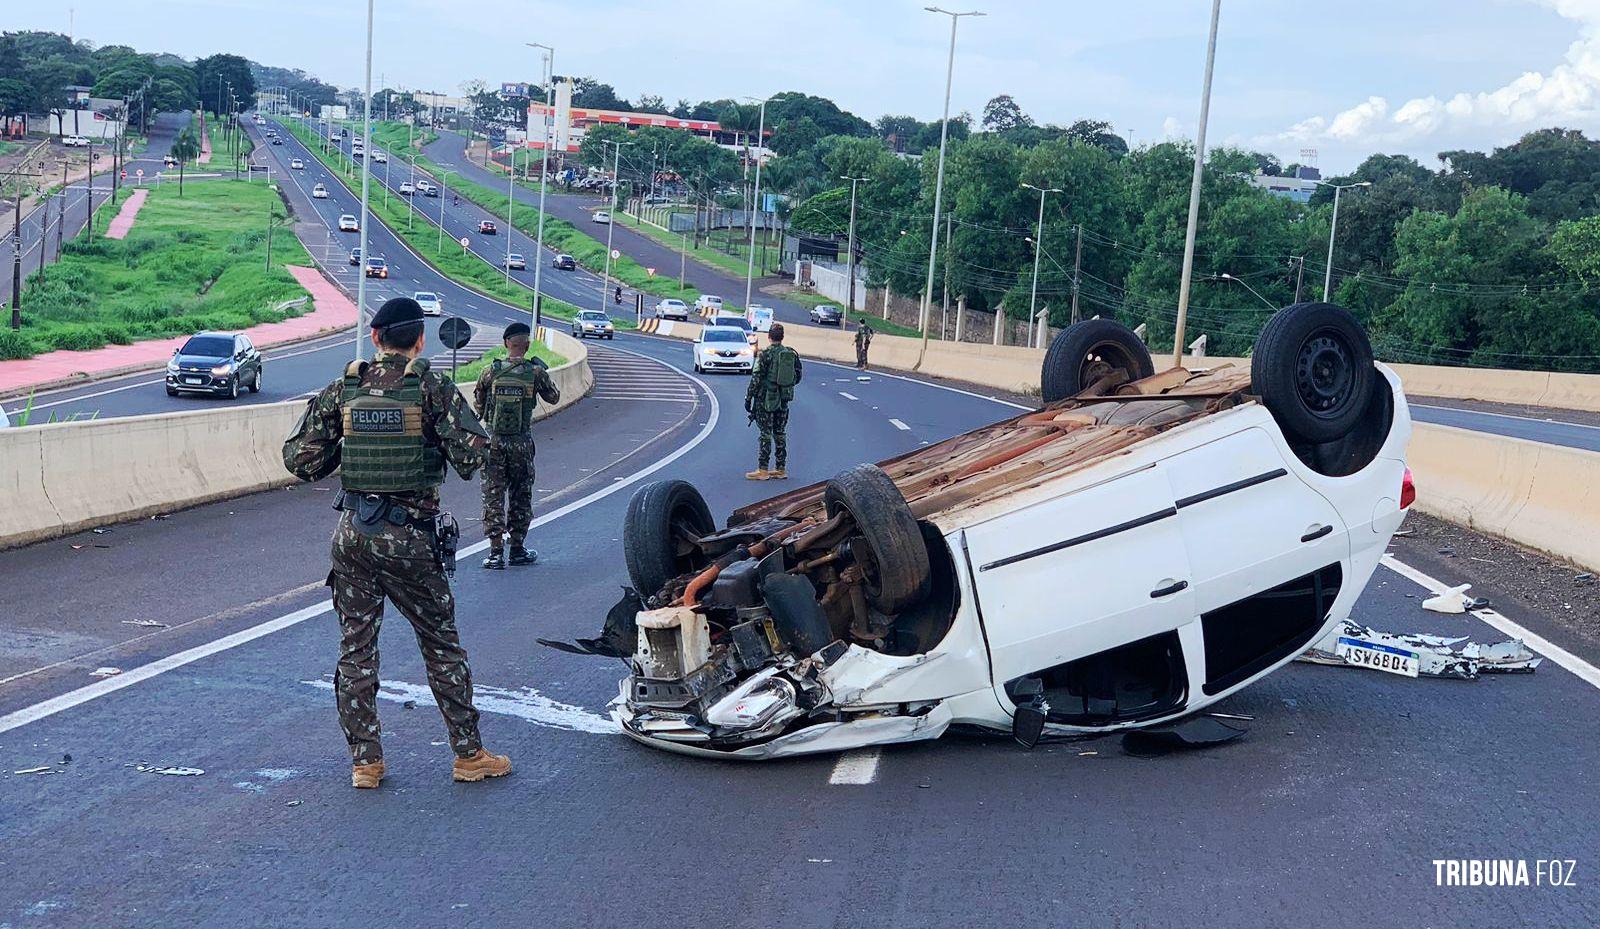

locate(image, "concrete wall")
[[0, 332, 593, 550], [1408, 423, 1600, 571]]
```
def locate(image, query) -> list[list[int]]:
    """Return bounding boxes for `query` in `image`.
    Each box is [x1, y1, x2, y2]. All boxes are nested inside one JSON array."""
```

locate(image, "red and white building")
[[523, 78, 770, 162]]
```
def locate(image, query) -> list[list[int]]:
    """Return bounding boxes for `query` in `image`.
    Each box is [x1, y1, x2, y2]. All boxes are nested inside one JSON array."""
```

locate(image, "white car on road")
[[570, 310, 616, 340], [290, 158, 305, 170], [413, 292, 442, 316], [399, 182, 415, 195], [372, 151, 388, 164], [694, 295, 724, 316], [593, 210, 611, 224], [654, 298, 690, 321], [559, 304, 1415, 760], [338, 214, 359, 232], [61, 135, 90, 147], [692, 325, 756, 374], [311, 184, 329, 199]]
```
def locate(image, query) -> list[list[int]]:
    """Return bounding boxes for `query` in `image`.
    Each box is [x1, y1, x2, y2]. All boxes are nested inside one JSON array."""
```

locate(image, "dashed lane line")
[[839, 392, 858, 401], [889, 418, 911, 431]]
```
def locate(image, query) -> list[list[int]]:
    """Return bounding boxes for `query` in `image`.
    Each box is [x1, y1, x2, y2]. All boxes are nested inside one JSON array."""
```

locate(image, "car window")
[[181, 336, 235, 356], [714, 317, 750, 330], [415, 293, 436, 301], [238, 336, 253, 351], [703, 329, 745, 343], [580, 312, 608, 321]]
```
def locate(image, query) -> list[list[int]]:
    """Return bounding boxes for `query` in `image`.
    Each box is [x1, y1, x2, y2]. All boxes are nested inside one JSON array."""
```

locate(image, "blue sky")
[[17, 0, 1597, 171]]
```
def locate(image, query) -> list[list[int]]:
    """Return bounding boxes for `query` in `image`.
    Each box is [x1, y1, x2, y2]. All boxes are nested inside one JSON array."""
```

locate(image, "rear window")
[[704, 329, 745, 343], [414, 293, 436, 301], [181, 336, 234, 357]]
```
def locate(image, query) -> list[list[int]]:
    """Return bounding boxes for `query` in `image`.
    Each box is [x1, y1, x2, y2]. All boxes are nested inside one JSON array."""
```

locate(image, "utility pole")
[[598, 139, 630, 312], [941, 211, 952, 339], [527, 41, 556, 325], [353, 0, 375, 362], [1293, 255, 1304, 303], [1070, 223, 1083, 324], [742, 96, 769, 311], [1172, 0, 1222, 368], [842, 175, 865, 321], [1023, 183, 1061, 339], [11, 177, 21, 326]]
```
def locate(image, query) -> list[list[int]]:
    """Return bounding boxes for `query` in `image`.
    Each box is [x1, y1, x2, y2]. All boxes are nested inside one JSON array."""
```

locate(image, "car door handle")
[[1150, 579, 1189, 598], [1301, 524, 1334, 543]]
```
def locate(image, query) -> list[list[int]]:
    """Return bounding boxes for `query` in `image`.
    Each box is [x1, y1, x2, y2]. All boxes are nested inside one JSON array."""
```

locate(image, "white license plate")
[[182, 377, 203, 385], [1335, 636, 1420, 677]]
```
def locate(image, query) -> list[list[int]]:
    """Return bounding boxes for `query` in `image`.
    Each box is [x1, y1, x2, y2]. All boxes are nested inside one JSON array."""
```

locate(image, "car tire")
[[228, 378, 239, 400], [824, 464, 932, 614], [606, 334, 614, 340], [623, 479, 716, 598], [1040, 319, 1155, 403], [250, 368, 262, 393], [1251, 302, 1375, 444], [166, 386, 178, 397]]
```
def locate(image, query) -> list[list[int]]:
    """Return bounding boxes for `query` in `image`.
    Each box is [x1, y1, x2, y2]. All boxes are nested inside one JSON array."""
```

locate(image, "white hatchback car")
[[413, 291, 442, 316], [593, 210, 612, 224], [399, 182, 415, 195], [338, 214, 359, 232], [311, 184, 329, 199], [290, 158, 305, 170], [692, 325, 756, 374], [654, 299, 690, 321], [552, 304, 1414, 759]]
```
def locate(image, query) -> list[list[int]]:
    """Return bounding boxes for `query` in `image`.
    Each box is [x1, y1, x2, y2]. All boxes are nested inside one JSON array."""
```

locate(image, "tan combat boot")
[[768, 469, 788, 480], [745, 469, 771, 481], [351, 760, 386, 789], [452, 748, 513, 782]]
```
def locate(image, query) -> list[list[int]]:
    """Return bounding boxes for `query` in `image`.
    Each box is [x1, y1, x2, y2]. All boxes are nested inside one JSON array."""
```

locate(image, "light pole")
[[265, 184, 281, 271], [841, 175, 868, 321], [740, 95, 771, 312], [438, 169, 455, 254], [1317, 180, 1371, 301], [1171, 0, 1222, 368], [598, 140, 632, 312], [353, 0, 375, 362], [915, 7, 984, 368], [1022, 182, 1061, 341], [527, 41, 556, 327], [1216, 272, 1276, 309]]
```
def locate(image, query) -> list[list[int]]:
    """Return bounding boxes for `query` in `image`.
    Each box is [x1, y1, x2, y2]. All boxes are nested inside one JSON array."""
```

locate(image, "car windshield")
[[818, 306, 840, 314], [510, 254, 523, 260], [368, 258, 385, 266], [703, 329, 745, 343], [580, 312, 608, 321], [181, 336, 234, 357], [414, 293, 436, 302], [715, 317, 750, 330]]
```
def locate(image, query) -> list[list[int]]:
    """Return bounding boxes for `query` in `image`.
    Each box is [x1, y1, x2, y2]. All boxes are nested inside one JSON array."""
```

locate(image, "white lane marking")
[[889, 418, 911, 431], [1411, 403, 1600, 433], [1382, 554, 1600, 692], [303, 678, 618, 733], [829, 748, 882, 784], [0, 350, 717, 735], [839, 391, 858, 401], [809, 358, 1032, 411]]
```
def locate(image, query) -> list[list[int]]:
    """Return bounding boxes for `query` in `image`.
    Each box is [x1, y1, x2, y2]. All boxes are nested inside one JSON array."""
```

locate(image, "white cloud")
[[1271, 0, 1600, 149], [1162, 116, 1184, 139]]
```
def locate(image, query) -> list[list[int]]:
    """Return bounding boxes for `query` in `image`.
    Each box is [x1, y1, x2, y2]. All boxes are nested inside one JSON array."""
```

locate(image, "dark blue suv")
[[166, 332, 263, 399]]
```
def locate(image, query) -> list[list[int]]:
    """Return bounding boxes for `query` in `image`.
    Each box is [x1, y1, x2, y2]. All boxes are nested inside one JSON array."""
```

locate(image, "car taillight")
[[1399, 467, 1416, 509]]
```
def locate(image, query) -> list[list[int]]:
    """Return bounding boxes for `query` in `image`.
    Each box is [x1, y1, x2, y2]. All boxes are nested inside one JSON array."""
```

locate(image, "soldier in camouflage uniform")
[[283, 297, 513, 789], [745, 322, 802, 481], [474, 322, 560, 570], [854, 321, 873, 369]]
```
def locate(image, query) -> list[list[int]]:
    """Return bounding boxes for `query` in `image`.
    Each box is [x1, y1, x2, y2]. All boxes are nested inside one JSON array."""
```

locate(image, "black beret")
[[503, 321, 531, 340], [370, 297, 424, 329]]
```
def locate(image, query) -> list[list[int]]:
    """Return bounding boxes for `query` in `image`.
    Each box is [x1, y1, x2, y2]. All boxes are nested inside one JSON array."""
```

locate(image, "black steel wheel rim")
[[1295, 330, 1355, 417], [1078, 340, 1137, 386]]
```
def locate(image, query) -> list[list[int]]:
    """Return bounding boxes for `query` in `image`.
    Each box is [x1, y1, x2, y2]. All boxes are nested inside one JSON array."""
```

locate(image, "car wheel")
[[824, 464, 932, 614], [228, 378, 239, 400], [1040, 318, 1155, 403], [250, 368, 262, 393], [606, 334, 614, 340], [1251, 302, 1375, 444], [623, 479, 715, 598], [166, 386, 178, 397]]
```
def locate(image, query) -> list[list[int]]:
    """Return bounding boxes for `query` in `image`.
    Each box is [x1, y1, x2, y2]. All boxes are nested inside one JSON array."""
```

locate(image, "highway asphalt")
[[3, 319, 1598, 926]]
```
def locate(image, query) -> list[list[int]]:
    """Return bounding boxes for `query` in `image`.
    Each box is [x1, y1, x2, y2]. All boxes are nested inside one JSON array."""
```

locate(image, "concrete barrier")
[[1407, 422, 1600, 571], [1, 334, 593, 550]]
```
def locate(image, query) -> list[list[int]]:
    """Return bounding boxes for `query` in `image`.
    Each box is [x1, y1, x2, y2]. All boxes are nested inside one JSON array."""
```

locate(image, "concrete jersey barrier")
[[0, 332, 593, 550]]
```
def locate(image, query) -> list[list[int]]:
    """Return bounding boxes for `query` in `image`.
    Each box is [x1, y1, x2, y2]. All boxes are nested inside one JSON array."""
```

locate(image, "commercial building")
[[523, 78, 770, 162], [1248, 165, 1322, 203], [49, 86, 124, 140]]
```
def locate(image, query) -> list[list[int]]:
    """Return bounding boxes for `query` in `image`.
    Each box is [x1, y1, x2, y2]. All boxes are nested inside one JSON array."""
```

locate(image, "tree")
[[0, 78, 29, 136], [194, 53, 255, 116], [764, 91, 871, 138], [635, 93, 668, 114], [1063, 119, 1128, 154], [769, 116, 825, 156], [169, 125, 201, 196], [569, 77, 629, 111], [981, 94, 1030, 132]]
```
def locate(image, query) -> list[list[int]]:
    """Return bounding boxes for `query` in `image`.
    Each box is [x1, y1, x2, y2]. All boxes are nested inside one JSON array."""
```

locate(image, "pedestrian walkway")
[[0, 265, 355, 395], [586, 343, 698, 403], [102, 189, 148, 240]]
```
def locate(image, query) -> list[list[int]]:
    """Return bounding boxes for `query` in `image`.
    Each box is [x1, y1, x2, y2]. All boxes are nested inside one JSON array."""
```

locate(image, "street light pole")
[[353, 0, 375, 362], [528, 41, 555, 327], [1317, 180, 1371, 301], [1217, 272, 1276, 309], [1023, 182, 1061, 344], [842, 175, 867, 322], [1171, 0, 1223, 368], [916, 7, 984, 369], [742, 96, 769, 312], [598, 140, 631, 312], [439, 169, 454, 253]]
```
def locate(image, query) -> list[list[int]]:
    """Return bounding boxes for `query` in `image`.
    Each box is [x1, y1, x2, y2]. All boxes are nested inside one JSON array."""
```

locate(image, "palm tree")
[[169, 125, 202, 196]]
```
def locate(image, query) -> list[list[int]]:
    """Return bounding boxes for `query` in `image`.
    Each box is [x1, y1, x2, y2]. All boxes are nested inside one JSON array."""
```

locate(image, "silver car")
[[571, 310, 615, 340]]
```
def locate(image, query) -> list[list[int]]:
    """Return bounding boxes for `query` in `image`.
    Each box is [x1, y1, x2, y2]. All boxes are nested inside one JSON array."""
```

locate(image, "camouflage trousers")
[[328, 513, 481, 764], [856, 345, 869, 369], [754, 407, 790, 470], [481, 436, 535, 551]]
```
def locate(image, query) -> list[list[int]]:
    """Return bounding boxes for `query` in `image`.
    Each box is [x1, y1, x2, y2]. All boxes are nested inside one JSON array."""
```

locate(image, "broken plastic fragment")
[[1122, 717, 1247, 756], [129, 763, 205, 776], [91, 667, 121, 677], [1422, 583, 1473, 614], [1301, 619, 1541, 679], [13, 766, 55, 775]]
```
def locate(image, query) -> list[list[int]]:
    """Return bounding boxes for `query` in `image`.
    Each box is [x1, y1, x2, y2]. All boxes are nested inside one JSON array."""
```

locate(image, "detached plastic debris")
[[1422, 583, 1474, 614], [90, 667, 122, 678], [1301, 619, 1541, 680], [121, 619, 167, 628], [1122, 717, 1247, 756], [13, 766, 55, 775], [128, 763, 205, 776]]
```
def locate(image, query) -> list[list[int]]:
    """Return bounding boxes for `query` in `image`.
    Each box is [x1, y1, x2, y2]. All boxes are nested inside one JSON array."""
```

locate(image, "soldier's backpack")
[[769, 345, 798, 395], [488, 359, 541, 436]]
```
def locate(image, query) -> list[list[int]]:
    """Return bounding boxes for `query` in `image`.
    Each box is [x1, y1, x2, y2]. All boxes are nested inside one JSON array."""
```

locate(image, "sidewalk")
[[103, 189, 148, 240], [0, 265, 355, 396]]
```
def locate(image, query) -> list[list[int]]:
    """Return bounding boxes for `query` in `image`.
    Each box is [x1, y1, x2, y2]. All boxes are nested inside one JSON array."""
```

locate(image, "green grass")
[[370, 121, 436, 154], [282, 119, 633, 331], [1, 180, 316, 360], [454, 343, 566, 384], [615, 209, 786, 284]]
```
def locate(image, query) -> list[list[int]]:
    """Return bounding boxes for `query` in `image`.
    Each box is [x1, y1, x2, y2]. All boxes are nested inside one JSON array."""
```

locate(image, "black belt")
[[335, 490, 436, 534]]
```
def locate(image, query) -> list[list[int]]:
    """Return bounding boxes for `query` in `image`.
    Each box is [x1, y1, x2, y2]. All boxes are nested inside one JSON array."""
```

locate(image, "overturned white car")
[[551, 303, 1414, 758]]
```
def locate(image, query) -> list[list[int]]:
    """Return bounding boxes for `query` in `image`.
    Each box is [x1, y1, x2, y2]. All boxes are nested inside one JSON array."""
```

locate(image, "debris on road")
[[90, 667, 121, 677], [121, 619, 168, 628], [1422, 583, 1474, 613], [91, 528, 112, 535], [1123, 717, 1248, 756], [1301, 619, 1541, 680], [128, 763, 205, 776], [13, 766, 55, 775]]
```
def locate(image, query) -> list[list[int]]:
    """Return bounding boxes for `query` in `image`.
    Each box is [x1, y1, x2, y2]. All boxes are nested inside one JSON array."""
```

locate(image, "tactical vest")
[[487, 359, 541, 436], [757, 345, 798, 411], [338, 358, 446, 493]]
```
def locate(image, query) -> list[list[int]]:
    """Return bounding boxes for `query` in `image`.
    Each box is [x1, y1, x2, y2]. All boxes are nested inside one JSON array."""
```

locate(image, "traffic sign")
[[647, 267, 656, 277], [611, 249, 621, 260], [135, 168, 144, 178], [437, 316, 473, 350], [459, 236, 470, 248]]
